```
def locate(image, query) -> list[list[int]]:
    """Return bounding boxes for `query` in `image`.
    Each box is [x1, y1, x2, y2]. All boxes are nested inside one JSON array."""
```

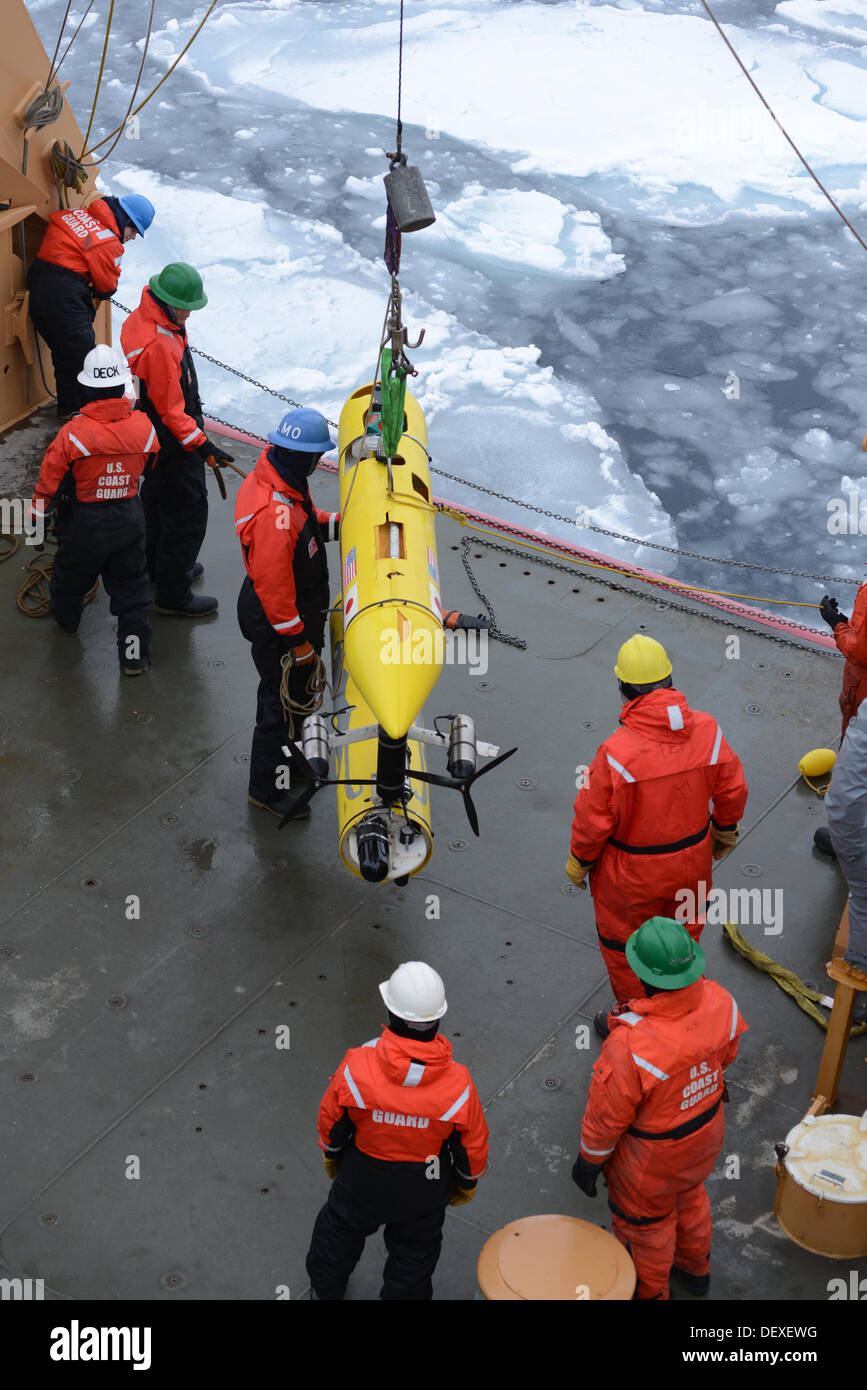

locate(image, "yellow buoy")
[[798, 748, 837, 796]]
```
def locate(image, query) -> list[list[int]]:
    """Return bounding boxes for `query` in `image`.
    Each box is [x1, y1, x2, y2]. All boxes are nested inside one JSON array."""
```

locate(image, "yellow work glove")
[[565, 852, 591, 890], [449, 1184, 476, 1207], [711, 825, 738, 861], [323, 1154, 339, 1180]]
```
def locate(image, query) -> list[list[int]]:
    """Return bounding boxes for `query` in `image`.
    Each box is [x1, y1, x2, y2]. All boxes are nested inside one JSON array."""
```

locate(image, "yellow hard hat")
[[798, 748, 837, 795], [614, 634, 672, 685]]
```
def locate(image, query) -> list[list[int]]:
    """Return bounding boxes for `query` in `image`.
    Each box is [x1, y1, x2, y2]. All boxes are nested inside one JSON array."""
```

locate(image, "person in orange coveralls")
[[234, 407, 339, 819], [572, 918, 747, 1300], [305, 961, 489, 1301], [121, 262, 232, 617], [28, 193, 154, 417], [819, 590, 867, 737], [565, 634, 748, 1030], [30, 344, 157, 675]]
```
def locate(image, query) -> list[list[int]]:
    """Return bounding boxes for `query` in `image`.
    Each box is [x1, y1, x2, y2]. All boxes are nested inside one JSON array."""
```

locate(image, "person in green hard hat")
[[120, 263, 233, 617], [571, 918, 747, 1301]]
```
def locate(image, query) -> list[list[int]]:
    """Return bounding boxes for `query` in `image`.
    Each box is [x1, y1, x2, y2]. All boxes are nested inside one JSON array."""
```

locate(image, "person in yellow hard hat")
[[565, 634, 748, 1032]]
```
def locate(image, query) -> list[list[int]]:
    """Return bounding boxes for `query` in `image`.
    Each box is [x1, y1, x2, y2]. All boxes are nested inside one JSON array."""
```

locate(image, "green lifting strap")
[[380, 347, 407, 459]]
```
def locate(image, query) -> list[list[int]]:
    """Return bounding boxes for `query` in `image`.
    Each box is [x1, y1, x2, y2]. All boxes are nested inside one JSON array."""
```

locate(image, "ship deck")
[[0, 406, 863, 1304]]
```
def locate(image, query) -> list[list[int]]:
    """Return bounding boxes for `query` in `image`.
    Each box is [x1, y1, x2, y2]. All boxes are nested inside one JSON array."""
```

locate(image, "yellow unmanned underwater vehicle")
[[277, 375, 516, 885]]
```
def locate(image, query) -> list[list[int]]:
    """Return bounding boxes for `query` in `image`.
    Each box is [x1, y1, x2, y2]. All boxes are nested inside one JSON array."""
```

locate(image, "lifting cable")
[[83, 0, 220, 162], [700, 0, 867, 256], [78, 0, 115, 162], [84, 0, 157, 168]]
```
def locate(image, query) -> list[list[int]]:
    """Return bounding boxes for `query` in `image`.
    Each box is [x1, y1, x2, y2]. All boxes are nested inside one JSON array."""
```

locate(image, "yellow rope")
[[723, 922, 867, 1036], [439, 509, 828, 614], [78, 0, 114, 160], [83, 0, 220, 160]]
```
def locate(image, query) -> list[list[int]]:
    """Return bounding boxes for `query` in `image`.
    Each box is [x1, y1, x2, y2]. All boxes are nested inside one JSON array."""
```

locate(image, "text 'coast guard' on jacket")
[[32, 398, 158, 507], [35, 199, 125, 296], [235, 448, 338, 647], [317, 1028, 489, 1178]]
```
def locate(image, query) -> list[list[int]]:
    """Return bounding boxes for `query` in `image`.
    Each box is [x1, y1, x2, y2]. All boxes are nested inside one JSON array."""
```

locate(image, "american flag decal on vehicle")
[[343, 546, 357, 590], [427, 547, 438, 582]]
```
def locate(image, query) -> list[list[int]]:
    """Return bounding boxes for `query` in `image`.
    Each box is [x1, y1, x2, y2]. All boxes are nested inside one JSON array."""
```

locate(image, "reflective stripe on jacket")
[[579, 979, 747, 1222], [35, 199, 124, 296], [570, 688, 748, 909], [235, 447, 338, 644], [32, 398, 157, 506], [317, 1028, 489, 1177], [120, 288, 207, 454]]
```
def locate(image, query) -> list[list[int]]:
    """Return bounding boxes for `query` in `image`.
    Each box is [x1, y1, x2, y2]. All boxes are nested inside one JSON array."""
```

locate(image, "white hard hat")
[[379, 961, 448, 1022], [77, 343, 133, 388]]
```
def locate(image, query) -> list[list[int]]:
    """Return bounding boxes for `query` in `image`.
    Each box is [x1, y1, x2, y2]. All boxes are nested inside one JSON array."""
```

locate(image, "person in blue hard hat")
[[235, 408, 339, 818], [28, 192, 155, 418]]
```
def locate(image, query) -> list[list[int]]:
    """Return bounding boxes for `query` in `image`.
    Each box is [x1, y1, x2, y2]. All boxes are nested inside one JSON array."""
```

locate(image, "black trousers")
[[51, 499, 152, 657], [237, 576, 315, 801], [141, 448, 207, 608], [306, 1145, 453, 1301], [28, 260, 96, 416]]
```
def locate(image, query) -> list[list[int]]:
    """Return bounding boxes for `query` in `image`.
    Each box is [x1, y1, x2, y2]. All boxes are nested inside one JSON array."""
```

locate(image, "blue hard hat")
[[267, 408, 333, 453], [119, 193, 155, 235]]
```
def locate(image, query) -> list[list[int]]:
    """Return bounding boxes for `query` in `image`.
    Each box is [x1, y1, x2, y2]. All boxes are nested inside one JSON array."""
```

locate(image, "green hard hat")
[[625, 917, 705, 990], [149, 262, 207, 310]]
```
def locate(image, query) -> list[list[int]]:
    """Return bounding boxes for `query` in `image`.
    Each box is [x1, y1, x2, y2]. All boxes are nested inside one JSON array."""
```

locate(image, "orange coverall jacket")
[[832, 584, 867, 733], [579, 976, 747, 1218], [32, 399, 157, 508], [317, 1028, 489, 1180], [35, 199, 125, 296], [570, 688, 748, 935], [120, 288, 208, 455]]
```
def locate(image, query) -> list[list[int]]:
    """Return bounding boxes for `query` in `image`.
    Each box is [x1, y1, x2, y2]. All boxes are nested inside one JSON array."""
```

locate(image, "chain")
[[430, 464, 858, 586], [109, 298, 856, 587], [458, 537, 526, 648], [111, 300, 340, 428], [458, 529, 839, 658]]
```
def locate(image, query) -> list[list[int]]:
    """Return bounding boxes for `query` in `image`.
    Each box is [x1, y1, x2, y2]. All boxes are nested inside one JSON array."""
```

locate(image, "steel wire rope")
[[699, 0, 867, 256]]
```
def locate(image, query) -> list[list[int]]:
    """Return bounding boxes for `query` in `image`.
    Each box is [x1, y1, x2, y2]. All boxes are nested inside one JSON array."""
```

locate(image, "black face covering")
[[269, 444, 321, 488], [102, 195, 135, 239], [386, 1011, 440, 1043], [81, 384, 126, 405]]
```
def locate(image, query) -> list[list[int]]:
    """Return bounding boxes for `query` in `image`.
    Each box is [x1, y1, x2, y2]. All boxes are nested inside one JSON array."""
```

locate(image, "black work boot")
[[121, 653, 151, 677], [813, 827, 837, 860], [155, 593, 218, 617], [670, 1265, 710, 1297]]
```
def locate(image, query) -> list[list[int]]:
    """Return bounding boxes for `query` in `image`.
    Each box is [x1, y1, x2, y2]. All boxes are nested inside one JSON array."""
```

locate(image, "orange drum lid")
[[478, 1215, 635, 1301]]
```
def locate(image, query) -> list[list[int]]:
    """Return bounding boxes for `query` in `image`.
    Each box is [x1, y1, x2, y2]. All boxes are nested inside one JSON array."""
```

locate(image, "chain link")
[[457, 528, 838, 658], [458, 537, 526, 648], [110, 298, 856, 587]]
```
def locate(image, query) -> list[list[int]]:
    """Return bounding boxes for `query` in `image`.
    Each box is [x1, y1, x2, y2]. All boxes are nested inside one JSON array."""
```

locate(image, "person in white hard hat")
[[30, 344, 159, 674], [305, 961, 489, 1300]]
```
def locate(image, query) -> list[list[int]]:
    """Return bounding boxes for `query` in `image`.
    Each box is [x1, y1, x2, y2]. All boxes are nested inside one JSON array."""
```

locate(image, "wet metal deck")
[[0, 408, 863, 1302]]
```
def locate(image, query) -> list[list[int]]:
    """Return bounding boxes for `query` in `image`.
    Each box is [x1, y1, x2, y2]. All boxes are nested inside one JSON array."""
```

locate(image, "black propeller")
[[408, 745, 517, 835], [276, 737, 518, 836]]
